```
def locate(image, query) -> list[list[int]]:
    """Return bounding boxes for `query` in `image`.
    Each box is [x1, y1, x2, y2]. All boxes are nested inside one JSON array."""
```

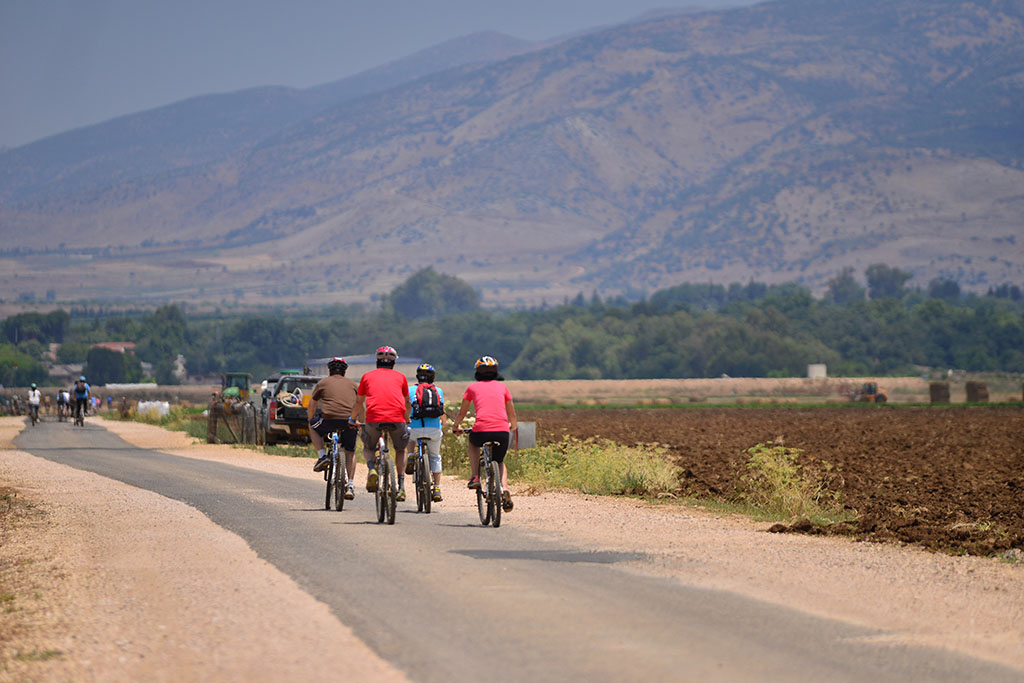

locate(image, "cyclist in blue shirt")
[[407, 363, 447, 502], [71, 376, 91, 421]]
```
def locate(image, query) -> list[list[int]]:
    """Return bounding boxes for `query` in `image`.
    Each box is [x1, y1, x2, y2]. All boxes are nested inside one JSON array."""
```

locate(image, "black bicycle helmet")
[[327, 357, 348, 375]]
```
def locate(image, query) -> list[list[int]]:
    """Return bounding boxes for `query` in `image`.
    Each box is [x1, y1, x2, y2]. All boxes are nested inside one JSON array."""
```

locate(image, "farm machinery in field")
[[850, 381, 888, 403]]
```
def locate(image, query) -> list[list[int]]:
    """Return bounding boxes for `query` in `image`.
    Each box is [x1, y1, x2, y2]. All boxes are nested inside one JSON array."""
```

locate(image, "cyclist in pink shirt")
[[452, 356, 518, 511]]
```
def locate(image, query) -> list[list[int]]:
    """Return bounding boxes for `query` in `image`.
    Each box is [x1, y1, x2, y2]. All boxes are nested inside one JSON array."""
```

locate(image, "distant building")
[[306, 354, 423, 382], [49, 363, 84, 385], [807, 364, 827, 379], [93, 341, 137, 354]]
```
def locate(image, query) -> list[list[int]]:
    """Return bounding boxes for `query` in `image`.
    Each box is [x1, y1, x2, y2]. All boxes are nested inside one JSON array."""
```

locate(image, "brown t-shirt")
[[310, 374, 358, 420]]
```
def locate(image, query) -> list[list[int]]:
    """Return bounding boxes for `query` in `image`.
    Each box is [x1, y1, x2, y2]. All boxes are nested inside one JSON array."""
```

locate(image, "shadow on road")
[[450, 549, 646, 564]]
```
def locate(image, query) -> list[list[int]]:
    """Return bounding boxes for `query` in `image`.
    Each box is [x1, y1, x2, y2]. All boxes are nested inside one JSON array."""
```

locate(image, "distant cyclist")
[[27, 383, 42, 423], [309, 357, 359, 500], [452, 356, 517, 512], [71, 376, 91, 422], [56, 389, 68, 419], [349, 346, 411, 501], [407, 363, 447, 502]]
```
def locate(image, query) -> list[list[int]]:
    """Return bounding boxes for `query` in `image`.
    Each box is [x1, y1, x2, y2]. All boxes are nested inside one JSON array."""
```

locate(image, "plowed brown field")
[[519, 406, 1024, 555]]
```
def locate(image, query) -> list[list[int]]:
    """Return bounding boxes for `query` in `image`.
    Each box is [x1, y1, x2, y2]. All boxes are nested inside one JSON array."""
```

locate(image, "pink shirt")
[[463, 381, 512, 432]]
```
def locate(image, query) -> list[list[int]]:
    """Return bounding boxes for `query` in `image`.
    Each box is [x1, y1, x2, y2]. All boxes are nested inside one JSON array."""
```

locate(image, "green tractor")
[[222, 372, 252, 401]]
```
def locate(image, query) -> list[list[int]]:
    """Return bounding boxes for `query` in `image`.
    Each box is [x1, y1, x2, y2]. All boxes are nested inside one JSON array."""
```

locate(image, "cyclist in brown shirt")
[[309, 357, 359, 500]]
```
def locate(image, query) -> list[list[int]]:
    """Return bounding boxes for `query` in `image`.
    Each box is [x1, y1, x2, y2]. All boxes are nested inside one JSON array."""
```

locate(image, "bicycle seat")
[[375, 422, 402, 430]]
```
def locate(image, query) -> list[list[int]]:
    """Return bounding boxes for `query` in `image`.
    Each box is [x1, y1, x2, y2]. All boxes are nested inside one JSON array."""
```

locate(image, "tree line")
[[2, 265, 1022, 385]]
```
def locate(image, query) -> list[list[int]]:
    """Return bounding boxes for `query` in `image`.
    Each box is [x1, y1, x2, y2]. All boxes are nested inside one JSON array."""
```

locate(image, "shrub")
[[739, 441, 845, 521], [512, 437, 680, 496]]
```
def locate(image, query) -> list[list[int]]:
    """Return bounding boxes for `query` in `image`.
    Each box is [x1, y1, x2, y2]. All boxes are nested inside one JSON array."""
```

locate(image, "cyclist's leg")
[[310, 426, 326, 453], [467, 432, 483, 486], [490, 433, 512, 509], [344, 449, 356, 480], [491, 433, 511, 488], [341, 426, 358, 493], [361, 424, 382, 490], [391, 425, 409, 490], [425, 429, 443, 486]]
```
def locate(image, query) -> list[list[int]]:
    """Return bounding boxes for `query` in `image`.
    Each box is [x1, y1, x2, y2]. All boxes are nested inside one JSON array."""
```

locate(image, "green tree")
[[825, 267, 865, 304], [57, 341, 90, 363], [928, 278, 961, 301], [0, 343, 48, 386], [386, 267, 480, 319], [85, 347, 142, 385], [865, 264, 912, 299], [2, 310, 70, 344]]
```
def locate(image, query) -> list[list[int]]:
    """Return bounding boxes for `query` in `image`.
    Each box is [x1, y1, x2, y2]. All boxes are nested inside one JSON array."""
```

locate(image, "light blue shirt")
[[408, 384, 445, 429]]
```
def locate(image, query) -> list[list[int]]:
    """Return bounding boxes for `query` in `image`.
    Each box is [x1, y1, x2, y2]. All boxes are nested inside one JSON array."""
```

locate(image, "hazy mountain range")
[[1, 0, 1022, 310]]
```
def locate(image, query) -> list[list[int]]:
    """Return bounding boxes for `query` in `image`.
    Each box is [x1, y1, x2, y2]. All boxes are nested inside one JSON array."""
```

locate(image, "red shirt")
[[463, 381, 512, 432], [357, 368, 409, 422]]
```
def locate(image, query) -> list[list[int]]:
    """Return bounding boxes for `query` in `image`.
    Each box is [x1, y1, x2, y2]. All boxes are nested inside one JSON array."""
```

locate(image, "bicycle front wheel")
[[489, 460, 502, 528]]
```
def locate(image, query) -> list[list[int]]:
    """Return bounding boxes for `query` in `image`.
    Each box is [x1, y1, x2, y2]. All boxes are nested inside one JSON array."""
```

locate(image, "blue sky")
[[0, 0, 754, 148]]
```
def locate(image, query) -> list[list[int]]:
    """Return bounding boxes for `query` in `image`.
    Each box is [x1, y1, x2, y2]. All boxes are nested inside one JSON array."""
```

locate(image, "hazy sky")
[[0, 0, 754, 148]]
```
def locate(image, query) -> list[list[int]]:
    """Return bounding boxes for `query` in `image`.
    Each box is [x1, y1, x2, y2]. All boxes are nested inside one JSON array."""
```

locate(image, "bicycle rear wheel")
[[325, 458, 335, 511], [489, 460, 502, 528], [375, 456, 386, 523], [333, 456, 345, 511], [477, 447, 491, 525], [414, 451, 424, 512], [417, 449, 431, 514], [384, 456, 397, 524]]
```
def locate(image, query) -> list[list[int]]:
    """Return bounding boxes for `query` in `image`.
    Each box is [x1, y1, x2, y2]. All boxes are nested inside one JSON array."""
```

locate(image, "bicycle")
[[476, 438, 503, 528], [410, 436, 432, 514], [29, 405, 39, 426], [371, 425, 399, 525], [323, 430, 349, 511], [74, 401, 86, 427]]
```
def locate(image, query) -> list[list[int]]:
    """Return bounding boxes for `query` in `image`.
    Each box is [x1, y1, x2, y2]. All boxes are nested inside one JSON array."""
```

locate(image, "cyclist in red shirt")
[[452, 355, 517, 512], [349, 346, 412, 500]]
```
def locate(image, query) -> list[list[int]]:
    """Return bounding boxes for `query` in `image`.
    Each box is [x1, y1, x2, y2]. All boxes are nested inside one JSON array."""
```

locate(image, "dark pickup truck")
[[260, 374, 322, 444]]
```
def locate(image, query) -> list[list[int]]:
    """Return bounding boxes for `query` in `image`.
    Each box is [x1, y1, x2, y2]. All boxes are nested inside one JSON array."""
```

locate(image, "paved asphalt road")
[[14, 421, 1024, 682]]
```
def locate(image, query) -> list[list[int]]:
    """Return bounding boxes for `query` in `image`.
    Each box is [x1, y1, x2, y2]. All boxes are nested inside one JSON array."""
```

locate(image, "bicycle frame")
[[476, 439, 503, 528], [324, 431, 347, 511]]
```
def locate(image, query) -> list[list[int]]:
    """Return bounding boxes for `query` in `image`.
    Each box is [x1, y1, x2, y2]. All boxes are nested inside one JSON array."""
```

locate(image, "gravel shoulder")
[[2, 417, 1023, 679], [0, 418, 405, 682]]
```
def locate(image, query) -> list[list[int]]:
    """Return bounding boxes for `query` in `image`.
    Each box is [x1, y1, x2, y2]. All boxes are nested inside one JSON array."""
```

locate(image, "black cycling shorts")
[[469, 430, 510, 462], [310, 417, 357, 451]]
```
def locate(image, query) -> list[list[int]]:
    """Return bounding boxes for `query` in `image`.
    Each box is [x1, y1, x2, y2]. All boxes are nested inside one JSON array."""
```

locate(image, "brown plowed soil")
[[520, 406, 1024, 555]]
